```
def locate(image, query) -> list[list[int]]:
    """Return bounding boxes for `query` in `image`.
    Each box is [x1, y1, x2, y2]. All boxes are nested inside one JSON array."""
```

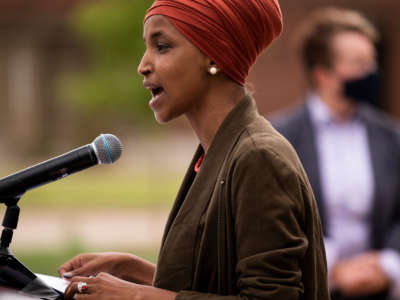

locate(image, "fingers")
[[73, 295, 90, 300], [63, 265, 91, 279], [71, 295, 89, 300], [58, 262, 74, 278], [58, 254, 86, 278], [64, 277, 94, 300], [64, 281, 79, 300], [64, 273, 111, 300], [59, 253, 116, 280], [334, 263, 389, 297], [60, 267, 83, 280], [65, 273, 144, 300], [60, 260, 99, 279]]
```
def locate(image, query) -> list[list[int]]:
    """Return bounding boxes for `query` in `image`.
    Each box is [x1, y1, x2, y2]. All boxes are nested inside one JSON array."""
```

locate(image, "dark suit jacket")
[[273, 101, 400, 299], [153, 96, 330, 300]]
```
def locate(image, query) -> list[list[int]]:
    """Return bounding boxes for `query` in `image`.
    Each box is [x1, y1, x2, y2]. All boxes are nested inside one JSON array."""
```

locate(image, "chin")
[[154, 112, 172, 124], [153, 106, 184, 124]]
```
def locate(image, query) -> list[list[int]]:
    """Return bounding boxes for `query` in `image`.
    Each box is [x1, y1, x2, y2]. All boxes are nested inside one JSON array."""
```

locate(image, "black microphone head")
[[92, 134, 123, 164]]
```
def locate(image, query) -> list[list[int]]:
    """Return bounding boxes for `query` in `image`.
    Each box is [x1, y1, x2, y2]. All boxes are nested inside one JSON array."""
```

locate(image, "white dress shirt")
[[307, 93, 400, 299]]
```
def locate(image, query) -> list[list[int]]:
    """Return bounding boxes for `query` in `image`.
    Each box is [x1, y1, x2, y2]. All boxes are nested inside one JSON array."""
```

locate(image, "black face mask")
[[343, 70, 381, 105]]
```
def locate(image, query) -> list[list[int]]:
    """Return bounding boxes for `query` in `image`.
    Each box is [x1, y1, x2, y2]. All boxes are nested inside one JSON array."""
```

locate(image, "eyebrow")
[[143, 31, 163, 42]]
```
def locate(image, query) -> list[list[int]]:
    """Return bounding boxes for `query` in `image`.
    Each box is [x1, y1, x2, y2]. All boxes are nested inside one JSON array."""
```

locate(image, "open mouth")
[[151, 87, 164, 98]]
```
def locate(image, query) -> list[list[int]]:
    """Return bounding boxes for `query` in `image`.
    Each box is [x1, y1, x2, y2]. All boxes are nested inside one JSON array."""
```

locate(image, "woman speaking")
[[60, 1, 329, 299]]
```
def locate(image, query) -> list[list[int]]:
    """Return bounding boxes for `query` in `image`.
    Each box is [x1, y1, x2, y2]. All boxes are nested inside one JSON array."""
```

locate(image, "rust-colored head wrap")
[[144, 0, 283, 86]]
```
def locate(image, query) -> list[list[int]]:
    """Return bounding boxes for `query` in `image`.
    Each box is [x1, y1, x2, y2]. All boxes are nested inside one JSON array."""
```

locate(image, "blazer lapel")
[[293, 104, 328, 233], [361, 106, 396, 247], [169, 96, 258, 228], [154, 96, 260, 290], [159, 146, 201, 248]]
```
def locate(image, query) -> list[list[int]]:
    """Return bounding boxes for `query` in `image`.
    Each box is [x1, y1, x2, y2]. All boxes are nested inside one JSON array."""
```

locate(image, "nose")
[[137, 51, 152, 77]]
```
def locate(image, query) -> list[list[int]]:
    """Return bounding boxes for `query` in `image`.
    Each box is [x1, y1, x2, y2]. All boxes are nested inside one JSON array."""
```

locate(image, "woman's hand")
[[58, 252, 155, 285], [64, 273, 177, 300]]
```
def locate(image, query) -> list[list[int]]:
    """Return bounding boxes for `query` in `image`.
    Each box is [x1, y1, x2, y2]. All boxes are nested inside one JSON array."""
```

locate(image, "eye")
[[156, 42, 170, 53]]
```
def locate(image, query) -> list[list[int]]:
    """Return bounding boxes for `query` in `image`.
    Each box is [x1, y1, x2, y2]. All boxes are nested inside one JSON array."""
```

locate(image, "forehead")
[[143, 15, 181, 40], [331, 31, 376, 61]]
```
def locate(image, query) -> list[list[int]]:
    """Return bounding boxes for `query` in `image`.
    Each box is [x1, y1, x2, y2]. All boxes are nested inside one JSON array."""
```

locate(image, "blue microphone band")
[[101, 134, 114, 163]]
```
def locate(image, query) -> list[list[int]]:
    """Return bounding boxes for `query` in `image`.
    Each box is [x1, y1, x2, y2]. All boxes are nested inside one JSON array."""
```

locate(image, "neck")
[[186, 82, 246, 153], [317, 88, 357, 121]]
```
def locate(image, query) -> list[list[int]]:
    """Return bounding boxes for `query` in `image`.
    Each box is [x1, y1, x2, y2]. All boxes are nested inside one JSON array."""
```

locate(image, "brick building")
[[250, 0, 400, 118], [0, 0, 399, 157], [0, 0, 83, 156]]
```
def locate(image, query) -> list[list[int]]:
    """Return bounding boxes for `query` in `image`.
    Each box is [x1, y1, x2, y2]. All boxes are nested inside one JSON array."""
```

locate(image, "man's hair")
[[298, 7, 379, 74]]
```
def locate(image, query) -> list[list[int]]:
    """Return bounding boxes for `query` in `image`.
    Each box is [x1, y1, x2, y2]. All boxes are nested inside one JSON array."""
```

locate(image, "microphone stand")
[[0, 195, 63, 299], [0, 195, 35, 289], [1, 195, 21, 252]]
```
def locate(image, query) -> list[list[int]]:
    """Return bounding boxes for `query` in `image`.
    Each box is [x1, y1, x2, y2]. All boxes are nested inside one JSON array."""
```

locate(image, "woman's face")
[[138, 15, 211, 123]]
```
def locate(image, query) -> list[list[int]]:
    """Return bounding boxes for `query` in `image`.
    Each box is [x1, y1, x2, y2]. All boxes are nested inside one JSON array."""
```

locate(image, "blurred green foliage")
[[8, 168, 180, 210], [59, 0, 153, 123]]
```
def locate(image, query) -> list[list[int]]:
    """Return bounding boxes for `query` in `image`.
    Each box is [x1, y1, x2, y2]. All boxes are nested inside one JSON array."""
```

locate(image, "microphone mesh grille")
[[92, 134, 123, 164]]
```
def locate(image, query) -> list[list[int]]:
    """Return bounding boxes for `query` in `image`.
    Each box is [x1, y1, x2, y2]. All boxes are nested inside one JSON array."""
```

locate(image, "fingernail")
[[63, 272, 72, 278]]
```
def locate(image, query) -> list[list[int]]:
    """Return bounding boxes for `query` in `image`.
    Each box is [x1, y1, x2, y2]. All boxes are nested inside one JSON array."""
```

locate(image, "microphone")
[[0, 134, 123, 199]]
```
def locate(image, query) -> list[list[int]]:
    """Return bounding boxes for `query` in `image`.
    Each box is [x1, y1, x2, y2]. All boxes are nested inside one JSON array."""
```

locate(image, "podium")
[[0, 287, 37, 299], [0, 194, 66, 299], [0, 273, 67, 299]]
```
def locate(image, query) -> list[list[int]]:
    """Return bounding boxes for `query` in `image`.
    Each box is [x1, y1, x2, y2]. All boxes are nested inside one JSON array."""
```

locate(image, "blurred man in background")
[[273, 7, 400, 300]]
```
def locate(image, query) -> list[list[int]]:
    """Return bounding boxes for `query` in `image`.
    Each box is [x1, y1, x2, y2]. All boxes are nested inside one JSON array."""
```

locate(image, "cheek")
[[332, 77, 345, 93], [336, 61, 368, 80], [169, 50, 207, 87], [323, 73, 344, 93], [167, 64, 207, 96]]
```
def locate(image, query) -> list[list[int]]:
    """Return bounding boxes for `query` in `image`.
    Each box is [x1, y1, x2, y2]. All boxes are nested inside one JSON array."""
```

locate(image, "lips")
[[143, 81, 165, 109], [151, 86, 164, 97], [143, 81, 164, 97]]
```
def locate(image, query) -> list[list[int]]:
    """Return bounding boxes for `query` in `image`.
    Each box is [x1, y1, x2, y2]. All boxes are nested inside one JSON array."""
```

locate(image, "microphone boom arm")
[[0, 134, 122, 299], [0, 195, 22, 249]]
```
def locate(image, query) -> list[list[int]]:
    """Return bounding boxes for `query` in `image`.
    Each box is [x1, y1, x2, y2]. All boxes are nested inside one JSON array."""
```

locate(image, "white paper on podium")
[[0, 274, 68, 300], [36, 273, 69, 293]]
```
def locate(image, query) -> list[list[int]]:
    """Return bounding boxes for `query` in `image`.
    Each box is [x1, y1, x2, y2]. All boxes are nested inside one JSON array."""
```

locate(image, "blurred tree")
[[58, 0, 152, 123]]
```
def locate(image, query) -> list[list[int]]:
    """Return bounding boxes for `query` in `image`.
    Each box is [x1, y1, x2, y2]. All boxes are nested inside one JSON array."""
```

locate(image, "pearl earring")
[[209, 66, 218, 75]]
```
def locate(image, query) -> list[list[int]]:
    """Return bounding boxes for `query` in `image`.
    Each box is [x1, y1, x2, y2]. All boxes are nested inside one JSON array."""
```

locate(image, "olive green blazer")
[[153, 96, 330, 300]]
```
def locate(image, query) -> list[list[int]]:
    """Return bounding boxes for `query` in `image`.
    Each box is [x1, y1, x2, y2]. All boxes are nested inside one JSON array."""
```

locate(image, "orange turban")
[[144, 0, 283, 86]]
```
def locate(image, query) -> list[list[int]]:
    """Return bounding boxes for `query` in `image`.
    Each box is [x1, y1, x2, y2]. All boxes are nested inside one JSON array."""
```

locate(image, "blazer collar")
[[201, 94, 259, 173], [161, 95, 259, 240]]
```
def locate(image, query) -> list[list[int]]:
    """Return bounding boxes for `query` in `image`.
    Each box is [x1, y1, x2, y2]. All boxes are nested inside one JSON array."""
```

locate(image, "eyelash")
[[156, 43, 170, 53]]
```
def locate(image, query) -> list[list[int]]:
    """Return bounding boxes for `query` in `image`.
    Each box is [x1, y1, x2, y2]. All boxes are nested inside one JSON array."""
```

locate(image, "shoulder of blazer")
[[270, 102, 311, 144], [359, 104, 400, 146]]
